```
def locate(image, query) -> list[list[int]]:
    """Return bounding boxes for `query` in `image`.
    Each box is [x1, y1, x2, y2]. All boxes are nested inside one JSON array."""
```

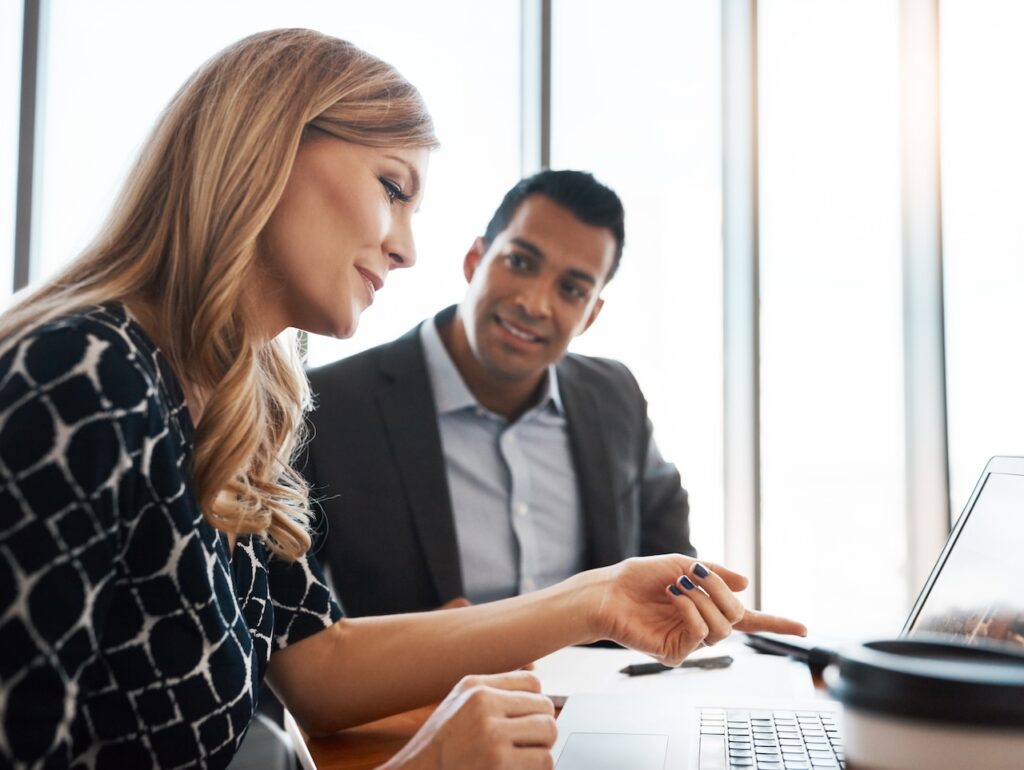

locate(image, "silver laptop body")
[[553, 456, 1024, 769]]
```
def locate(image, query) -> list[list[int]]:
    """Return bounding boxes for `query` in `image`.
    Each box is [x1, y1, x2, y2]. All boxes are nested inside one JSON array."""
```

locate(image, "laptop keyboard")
[[698, 709, 845, 770]]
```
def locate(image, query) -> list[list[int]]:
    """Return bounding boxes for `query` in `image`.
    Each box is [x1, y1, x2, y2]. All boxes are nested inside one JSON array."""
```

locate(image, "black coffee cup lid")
[[824, 635, 1024, 727]]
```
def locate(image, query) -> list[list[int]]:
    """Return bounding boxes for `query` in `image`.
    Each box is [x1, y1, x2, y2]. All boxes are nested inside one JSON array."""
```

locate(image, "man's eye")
[[380, 177, 411, 204], [505, 253, 531, 270], [562, 282, 587, 300]]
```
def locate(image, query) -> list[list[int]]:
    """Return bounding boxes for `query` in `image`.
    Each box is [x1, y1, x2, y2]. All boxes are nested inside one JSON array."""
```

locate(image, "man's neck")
[[437, 314, 545, 423]]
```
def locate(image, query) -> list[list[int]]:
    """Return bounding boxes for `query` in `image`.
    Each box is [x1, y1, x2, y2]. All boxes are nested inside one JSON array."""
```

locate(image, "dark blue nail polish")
[[669, 584, 683, 596], [694, 563, 710, 579], [679, 575, 696, 590]]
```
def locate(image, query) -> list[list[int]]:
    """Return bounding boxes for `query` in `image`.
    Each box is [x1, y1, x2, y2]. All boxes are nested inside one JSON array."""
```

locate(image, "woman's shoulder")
[[0, 303, 166, 412]]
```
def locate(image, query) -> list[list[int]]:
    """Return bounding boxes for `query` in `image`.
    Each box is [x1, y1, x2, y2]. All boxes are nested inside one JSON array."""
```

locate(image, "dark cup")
[[824, 636, 1024, 770]]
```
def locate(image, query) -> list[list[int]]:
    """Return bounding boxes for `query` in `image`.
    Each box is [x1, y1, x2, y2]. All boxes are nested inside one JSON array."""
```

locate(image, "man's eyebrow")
[[566, 269, 597, 286], [509, 237, 597, 286], [384, 154, 421, 198], [509, 237, 544, 258]]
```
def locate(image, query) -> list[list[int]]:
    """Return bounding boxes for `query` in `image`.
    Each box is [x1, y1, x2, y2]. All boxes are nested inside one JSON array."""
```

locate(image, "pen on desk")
[[619, 654, 734, 676]]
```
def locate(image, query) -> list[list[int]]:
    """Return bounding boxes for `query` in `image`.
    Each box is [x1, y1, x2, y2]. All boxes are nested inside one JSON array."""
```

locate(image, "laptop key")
[[698, 734, 727, 770]]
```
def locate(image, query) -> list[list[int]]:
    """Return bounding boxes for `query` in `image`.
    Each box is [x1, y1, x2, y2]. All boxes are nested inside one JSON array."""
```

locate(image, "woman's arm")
[[267, 553, 804, 735], [268, 566, 587, 733]]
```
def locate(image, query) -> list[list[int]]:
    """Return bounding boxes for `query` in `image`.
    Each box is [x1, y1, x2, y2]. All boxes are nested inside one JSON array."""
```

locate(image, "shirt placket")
[[500, 424, 539, 594]]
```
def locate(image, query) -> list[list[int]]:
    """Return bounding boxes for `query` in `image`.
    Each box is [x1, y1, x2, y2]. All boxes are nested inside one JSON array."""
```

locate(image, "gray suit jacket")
[[302, 308, 694, 617]]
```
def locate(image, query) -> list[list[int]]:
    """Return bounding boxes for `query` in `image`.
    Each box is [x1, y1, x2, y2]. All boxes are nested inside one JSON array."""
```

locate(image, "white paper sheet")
[[534, 640, 817, 704]]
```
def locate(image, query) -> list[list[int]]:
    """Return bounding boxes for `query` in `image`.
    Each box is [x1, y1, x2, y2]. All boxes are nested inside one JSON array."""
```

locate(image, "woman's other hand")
[[383, 671, 556, 770], [581, 555, 807, 667]]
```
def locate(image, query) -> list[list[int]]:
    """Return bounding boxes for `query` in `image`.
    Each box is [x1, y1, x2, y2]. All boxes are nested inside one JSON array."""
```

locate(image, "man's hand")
[[438, 597, 472, 610]]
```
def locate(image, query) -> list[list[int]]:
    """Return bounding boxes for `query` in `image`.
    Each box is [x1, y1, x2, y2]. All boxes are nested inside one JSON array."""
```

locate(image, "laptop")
[[552, 456, 1024, 769]]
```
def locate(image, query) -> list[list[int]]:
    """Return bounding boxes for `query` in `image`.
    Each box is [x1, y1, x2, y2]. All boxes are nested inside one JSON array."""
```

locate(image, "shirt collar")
[[420, 314, 564, 418]]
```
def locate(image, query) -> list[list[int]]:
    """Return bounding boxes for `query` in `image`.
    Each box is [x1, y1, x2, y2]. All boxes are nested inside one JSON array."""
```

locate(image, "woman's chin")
[[329, 314, 359, 340], [297, 311, 358, 340]]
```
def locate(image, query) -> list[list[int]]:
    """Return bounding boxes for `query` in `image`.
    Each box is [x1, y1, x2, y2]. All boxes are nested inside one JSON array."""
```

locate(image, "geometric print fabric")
[[0, 304, 342, 769]]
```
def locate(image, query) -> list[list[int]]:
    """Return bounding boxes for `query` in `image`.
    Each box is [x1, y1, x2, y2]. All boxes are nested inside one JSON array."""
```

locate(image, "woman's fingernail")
[[694, 563, 710, 579], [669, 583, 683, 596], [679, 575, 696, 590]]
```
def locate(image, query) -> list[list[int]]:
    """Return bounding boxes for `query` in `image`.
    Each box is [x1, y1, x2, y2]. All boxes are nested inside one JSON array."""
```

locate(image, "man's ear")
[[463, 237, 487, 283], [580, 297, 605, 334]]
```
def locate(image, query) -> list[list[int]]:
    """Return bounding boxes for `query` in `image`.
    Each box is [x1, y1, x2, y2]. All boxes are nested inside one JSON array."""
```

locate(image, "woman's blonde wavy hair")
[[0, 29, 438, 560]]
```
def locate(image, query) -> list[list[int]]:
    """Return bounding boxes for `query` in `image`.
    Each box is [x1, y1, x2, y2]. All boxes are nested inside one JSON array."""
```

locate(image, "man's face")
[[458, 194, 616, 385]]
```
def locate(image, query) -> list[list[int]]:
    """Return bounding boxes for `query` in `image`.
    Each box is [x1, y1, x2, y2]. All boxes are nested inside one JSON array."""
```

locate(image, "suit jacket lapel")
[[376, 321, 464, 602], [559, 363, 623, 567]]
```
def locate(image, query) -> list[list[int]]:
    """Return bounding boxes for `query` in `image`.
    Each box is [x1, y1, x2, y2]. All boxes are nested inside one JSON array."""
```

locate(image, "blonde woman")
[[0, 29, 804, 769]]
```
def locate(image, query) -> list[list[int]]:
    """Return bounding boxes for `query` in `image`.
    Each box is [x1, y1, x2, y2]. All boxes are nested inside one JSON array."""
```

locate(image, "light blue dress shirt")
[[419, 318, 586, 604]]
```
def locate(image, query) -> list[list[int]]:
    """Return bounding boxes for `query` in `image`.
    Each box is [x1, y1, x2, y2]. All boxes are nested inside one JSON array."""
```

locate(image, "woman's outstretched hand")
[[580, 555, 807, 667]]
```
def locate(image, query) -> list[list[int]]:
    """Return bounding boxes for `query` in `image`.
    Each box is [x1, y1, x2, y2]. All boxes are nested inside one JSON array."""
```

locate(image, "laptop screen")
[[905, 469, 1024, 650]]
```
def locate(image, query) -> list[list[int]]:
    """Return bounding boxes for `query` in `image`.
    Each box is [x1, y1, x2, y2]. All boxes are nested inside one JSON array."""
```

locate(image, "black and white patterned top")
[[0, 304, 343, 769]]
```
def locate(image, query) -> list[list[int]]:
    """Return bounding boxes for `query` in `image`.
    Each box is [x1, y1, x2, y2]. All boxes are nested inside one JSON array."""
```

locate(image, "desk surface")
[[304, 645, 820, 769], [305, 705, 434, 770]]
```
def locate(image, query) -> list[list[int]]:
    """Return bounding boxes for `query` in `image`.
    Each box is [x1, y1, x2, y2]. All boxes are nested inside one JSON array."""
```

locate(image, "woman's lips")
[[355, 266, 384, 302]]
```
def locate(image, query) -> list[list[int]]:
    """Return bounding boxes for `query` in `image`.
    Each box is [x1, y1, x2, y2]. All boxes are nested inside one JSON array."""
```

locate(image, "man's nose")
[[515, 283, 553, 318]]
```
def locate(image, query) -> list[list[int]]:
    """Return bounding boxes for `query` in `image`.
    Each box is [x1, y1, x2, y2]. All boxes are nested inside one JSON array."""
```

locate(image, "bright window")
[[551, 0, 725, 560], [941, 0, 1024, 518], [34, 0, 520, 362], [758, 0, 906, 637]]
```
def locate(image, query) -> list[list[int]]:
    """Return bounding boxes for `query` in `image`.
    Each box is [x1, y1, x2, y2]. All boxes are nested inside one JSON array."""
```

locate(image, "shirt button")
[[523, 577, 537, 592], [514, 502, 529, 517]]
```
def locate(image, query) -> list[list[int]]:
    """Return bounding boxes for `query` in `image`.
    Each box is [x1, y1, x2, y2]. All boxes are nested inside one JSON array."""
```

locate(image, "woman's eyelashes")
[[379, 176, 413, 204]]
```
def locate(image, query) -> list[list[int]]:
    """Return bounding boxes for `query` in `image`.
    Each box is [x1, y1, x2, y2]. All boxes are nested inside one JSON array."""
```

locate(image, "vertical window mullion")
[[14, 0, 45, 291], [722, 0, 761, 608], [900, 0, 951, 592], [520, 0, 551, 175]]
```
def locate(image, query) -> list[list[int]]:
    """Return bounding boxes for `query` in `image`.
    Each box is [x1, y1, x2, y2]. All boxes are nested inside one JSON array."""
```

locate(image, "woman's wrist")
[[555, 564, 616, 645]]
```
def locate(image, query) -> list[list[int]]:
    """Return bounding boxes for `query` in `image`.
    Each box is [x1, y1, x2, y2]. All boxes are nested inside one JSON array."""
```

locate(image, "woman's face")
[[257, 136, 429, 339]]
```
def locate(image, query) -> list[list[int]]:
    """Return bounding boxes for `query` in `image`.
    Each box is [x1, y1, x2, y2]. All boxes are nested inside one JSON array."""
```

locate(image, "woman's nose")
[[385, 219, 417, 270]]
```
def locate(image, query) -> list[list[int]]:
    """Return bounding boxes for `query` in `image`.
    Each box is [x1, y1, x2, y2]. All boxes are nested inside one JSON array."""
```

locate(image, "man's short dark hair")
[[482, 169, 626, 281]]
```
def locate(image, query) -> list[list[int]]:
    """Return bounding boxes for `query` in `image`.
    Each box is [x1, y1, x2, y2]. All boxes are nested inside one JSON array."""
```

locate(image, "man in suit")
[[303, 169, 695, 617]]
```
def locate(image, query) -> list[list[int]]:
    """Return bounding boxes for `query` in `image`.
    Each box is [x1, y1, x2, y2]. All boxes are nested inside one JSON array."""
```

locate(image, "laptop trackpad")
[[556, 732, 668, 770]]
